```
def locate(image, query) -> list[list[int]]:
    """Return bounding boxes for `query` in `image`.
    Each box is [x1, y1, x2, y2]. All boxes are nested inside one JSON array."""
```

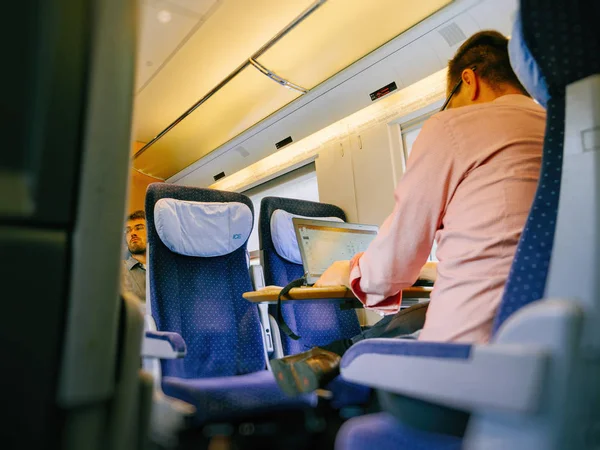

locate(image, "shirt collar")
[[126, 255, 145, 271], [492, 94, 536, 106]]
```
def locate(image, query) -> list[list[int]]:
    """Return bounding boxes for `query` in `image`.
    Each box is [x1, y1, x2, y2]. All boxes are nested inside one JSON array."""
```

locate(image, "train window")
[[399, 109, 438, 163], [243, 163, 319, 258], [429, 240, 438, 262], [402, 125, 423, 159]]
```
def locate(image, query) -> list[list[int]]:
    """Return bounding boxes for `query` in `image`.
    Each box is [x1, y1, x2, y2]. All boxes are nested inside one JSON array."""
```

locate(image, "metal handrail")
[[134, 0, 327, 160], [248, 58, 308, 93]]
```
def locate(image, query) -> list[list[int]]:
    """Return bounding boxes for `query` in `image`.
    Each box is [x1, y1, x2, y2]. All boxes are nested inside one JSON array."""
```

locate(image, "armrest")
[[249, 263, 265, 290], [340, 338, 548, 414], [341, 299, 584, 415], [142, 331, 186, 359]]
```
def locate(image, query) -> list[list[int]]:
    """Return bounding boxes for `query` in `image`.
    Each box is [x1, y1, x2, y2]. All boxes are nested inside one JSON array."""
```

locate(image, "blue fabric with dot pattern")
[[147, 184, 264, 378], [341, 339, 472, 370], [259, 197, 362, 355], [146, 185, 313, 422], [491, 96, 564, 333], [493, 0, 600, 334]]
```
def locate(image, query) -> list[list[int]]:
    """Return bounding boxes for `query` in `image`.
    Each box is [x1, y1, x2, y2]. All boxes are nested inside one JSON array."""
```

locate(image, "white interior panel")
[[390, 38, 442, 89], [316, 137, 358, 222], [135, 0, 314, 142], [351, 125, 397, 226], [467, 0, 518, 35], [136, 0, 221, 91], [428, 12, 481, 64]]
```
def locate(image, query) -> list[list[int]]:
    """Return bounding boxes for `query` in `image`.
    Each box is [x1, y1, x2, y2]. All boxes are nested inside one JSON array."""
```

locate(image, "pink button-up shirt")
[[349, 95, 545, 344]]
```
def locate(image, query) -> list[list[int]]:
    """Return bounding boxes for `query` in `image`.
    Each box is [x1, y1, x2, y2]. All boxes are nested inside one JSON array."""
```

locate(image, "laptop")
[[292, 218, 379, 285]]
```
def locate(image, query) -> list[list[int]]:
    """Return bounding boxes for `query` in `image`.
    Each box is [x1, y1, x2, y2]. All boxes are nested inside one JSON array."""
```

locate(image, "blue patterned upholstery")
[[491, 96, 564, 332], [341, 339, 472, 371], [146, 184, 313, 423], [493, 0, 600, 333], [336, 413, 461, 450], [259, 197, 362, 354]]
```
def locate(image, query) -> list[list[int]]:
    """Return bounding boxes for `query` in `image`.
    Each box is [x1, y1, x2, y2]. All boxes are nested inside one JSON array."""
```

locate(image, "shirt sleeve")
[[349, 115, 464, 313]]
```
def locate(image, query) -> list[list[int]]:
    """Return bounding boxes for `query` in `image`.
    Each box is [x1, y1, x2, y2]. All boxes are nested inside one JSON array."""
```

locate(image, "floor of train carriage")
[[171, 392, 379, 450]]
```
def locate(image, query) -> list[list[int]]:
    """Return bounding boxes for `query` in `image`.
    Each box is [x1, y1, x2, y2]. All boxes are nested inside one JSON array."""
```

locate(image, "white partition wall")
[[350, 124, 398, 226], [316, 137, 359, 222], [316, 123, 398, 227]]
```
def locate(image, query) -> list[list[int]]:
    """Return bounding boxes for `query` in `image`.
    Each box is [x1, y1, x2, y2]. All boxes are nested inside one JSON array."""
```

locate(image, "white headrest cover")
[[154, 198, 252, 257], [270, 209, 343, 264]]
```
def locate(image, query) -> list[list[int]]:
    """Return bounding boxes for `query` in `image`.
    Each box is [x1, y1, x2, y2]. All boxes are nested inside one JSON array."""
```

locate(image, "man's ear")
[[462, 68, 479, 101]]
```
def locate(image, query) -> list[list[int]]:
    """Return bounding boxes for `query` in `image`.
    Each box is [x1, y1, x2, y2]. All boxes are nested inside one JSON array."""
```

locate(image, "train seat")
[[259, 196, 371, 408], [335, 0, 600, 448], [142, 184, 315, 428]]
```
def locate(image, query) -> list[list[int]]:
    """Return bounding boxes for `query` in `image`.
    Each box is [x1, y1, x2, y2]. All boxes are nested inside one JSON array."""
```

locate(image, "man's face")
[[125, 218, 147, 255]]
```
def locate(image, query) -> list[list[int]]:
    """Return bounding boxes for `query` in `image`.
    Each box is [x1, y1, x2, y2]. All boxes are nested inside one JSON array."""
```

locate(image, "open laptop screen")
[[293, 218, 378, 285]]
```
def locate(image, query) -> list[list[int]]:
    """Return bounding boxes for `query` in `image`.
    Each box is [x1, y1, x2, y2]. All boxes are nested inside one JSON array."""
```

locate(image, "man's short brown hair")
[[128, 210, 145, 221], [447, 30, 528, 95]]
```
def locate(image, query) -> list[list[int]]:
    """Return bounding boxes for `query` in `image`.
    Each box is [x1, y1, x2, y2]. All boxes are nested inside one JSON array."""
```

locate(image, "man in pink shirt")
[[271, 30, 545, 396]]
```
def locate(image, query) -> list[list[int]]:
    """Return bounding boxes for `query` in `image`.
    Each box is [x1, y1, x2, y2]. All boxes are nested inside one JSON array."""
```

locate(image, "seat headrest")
[[154, 198, 252, 257], [509, 14, 550, 108], [270, 209, 344, 264]]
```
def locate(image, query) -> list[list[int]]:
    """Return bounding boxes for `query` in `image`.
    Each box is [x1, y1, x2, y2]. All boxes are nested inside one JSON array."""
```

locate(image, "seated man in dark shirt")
[[122, 210, 147, 302]]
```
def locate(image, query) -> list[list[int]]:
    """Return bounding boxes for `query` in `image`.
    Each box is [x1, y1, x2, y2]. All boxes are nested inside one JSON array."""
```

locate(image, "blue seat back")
[[493, 0, 600, 335], [491, 97, 564, 332], [259, 197, 361, 354], [146, 184, 265, 379]]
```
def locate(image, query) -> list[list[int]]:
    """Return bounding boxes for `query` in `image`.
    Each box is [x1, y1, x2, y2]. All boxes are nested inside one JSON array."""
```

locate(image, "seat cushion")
[[335, 412, 462, 450], [162, 370, 315, 424]]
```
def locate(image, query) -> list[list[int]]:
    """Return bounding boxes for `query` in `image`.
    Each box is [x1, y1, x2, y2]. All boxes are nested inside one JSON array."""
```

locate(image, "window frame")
[[242, 162, 319, 258], [388, 102, 443, 262]]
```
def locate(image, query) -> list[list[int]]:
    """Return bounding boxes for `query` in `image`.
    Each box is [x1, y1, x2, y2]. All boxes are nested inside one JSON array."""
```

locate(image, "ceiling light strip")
[[210, 68, 448, 193], [134, 0, 328, 160], [248, 58, 308, 93]]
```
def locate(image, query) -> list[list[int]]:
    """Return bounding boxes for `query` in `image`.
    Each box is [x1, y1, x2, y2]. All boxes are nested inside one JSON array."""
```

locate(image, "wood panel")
[[243, 285, 432, 303], [128, 141, 162, 215]]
